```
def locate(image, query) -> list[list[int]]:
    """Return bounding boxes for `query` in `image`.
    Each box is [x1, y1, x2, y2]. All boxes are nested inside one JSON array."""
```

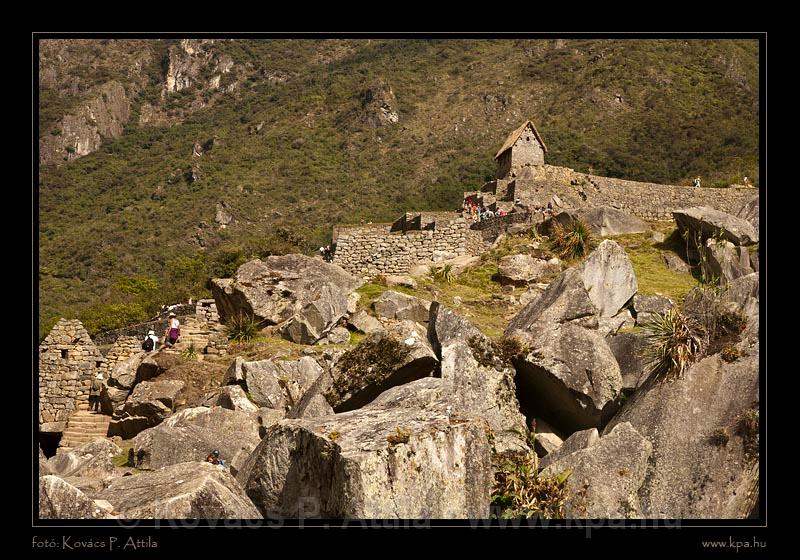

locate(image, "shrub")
[[430, 264, 455, 283], [549, 219, 592, 260], [641, 307, 704, 381], [386, 427, 412, 445], [684, 286, 748, 355], [227, 312, 260, 343], [491, 451, 572, 519], [181, 342, 198, 360]]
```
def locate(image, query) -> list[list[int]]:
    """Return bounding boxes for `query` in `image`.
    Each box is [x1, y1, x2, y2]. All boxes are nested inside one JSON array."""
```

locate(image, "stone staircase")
[[59, 409, 112, 451], [162, 316, 227, 359]]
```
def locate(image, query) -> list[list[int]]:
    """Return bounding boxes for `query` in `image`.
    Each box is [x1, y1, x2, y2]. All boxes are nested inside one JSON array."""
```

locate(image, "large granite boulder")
[[540, 422, 652, 518], [580, 239, 638, 319], [240, 356, 324, 411], [108, 379, 185, 439], [97, 461, 262, 519], [38, 447, 51, 476], [372, 291, 432, 323], [512, 324, 624, 435], [539, 427, 599, 471], [281, 283, 350, 344], [576, 206, 649, 237], [701, 238, 755, 285], [606, 332, 649, 391], [130, 406, 275, 474], [107, 353, 145, 391], [47, 439, 121, 481], [496, 254, 561, 286], [735, 195, 759, 232], [673, 206, 758, 246], [348, 310, 385, 335], [632, 294, 675, 326], [324, 322, 438, 412], [428, 303, 529, 454], [39, 476, 104, 519], [237, 378, 492, 518], [605, 349, 759, 518], [207, 385, 259, 412], [210, 255, 362, 326], [286, 367, 336, 419]]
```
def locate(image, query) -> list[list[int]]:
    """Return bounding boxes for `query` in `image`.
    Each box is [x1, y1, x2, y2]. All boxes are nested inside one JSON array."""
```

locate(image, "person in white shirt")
[[164, 313, 181, 347], [142, 329, 159, 352]]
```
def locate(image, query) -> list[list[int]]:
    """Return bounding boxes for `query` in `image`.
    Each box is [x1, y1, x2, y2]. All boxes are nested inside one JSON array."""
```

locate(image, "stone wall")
[[333, 216, 485, 277], [470, 211, 534, 242], [97, 336, 142, 377], [39, 319, 102, 432]]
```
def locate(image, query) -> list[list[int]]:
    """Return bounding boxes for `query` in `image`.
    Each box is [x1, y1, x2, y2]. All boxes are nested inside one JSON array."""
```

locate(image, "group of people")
[[463, 198, 508, 222], [319, 245, 333, 262], [139, 312, 181, 353]]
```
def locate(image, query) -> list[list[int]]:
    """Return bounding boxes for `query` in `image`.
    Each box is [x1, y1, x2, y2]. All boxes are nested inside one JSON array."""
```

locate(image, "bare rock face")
[[47, 439, 121, 482], [325, 322, 438, 412], [40, 80, 131, 166], [735, 195, 759, 232], [575, 206, 649, 236], [237, 378, 492, 518], [541, 422, 652, 518], [606, 332, 649, 391], [210, 256, 362, 342], [701, 238, 755, 285], [663, 253, 690, 273], [287, 367, 336, 419], [497, 254, 561, 286], [428, 303, 529, 454], [606, 350, 759, 518], [97, 461, 262, 519], [673, 206, 758, 246], [209, 385, 259, 412], [512, 324, 624, 434], [240, 356, 324, 412], [108, 379, 185, 439], [539, 427, 599, 471], [372, 290, 432, 323], [39, 476, 105, 519], [580, 240, 638, 319], [349, 310, 385, 335], [632, 294, 675, 326], [130, 406, 271, 473]]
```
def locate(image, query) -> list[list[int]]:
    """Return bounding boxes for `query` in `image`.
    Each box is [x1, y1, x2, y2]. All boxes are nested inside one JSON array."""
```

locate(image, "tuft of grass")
[[548, 219, 593, 260], [491, 451, 572, 519], [386, 426, 412, 446], [181, 342, 198, 360], [641, 307, 704, 381], [227, 312, 260, 343], [468, 334, 528, 369], [430, 263, 455, 283]]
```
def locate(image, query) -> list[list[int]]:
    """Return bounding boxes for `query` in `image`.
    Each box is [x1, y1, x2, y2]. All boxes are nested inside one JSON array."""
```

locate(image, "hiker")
[[164, 312, 181, 347], [743, 176, 750, 186], [693, 177, 701, 188], [142, 329, 159, 353], [89, 373, 103, 413], [206, 450, 226, 468]]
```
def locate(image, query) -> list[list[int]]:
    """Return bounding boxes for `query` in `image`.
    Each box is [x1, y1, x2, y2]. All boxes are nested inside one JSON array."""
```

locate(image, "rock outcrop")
[[372, 290, 432, 322], [210, 256, 362, 342], [108, 379, 185, 439], [98, 461, 261, 519], [428, 303, 529, 453], [47, 439, 121, 482], [700, 238, 755, 285], [541, 422, 652, 518], [325, 322, 437, 412], [496, 254, 561, 286], [735, 196, 759, 232], [39, 476, 105, 519], [606, 350, 759, 518], [237, 379, 492, 518], [236, 356, 323, 411], [575, 206, 649, 236], [673, 206, 758, 246]]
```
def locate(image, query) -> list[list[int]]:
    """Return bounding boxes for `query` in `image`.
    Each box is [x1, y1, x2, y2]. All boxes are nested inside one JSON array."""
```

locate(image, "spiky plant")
[[491, 451, 572, 519], [641, 307, 704, 381], [549, 219, 592, 260], [430, 263, 455, 283], [181, 342, 198, 360], [227, 312, 260, 343]]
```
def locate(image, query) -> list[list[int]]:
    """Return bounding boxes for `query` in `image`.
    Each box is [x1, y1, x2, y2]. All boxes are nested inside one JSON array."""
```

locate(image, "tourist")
[[743, 176, 749, 186], [89, 373, 103, 413], [206, 450, 226, 468], [142, 329, 159, 353], [164, 312, 181, 347], [693, 177, 701, 188]]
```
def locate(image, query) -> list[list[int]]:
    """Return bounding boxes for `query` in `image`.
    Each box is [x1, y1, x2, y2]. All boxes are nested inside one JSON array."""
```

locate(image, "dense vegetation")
[[38, 38, 759, 338]]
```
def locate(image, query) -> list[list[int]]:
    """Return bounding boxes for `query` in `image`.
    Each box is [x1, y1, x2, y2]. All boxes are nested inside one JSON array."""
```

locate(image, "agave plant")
[[549, 219, 592, 260], [227, 312, 260, 343], [430, 263, 455, 283], [641, 307, 704, 381]]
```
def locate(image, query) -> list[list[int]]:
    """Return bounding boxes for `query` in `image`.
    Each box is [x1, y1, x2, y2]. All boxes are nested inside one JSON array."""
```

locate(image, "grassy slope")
[[38, 39, 758, 337]]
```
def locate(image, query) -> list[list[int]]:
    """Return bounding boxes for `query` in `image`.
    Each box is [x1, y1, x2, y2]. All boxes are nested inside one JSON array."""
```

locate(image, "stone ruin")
[[38, 319, 103, 433]]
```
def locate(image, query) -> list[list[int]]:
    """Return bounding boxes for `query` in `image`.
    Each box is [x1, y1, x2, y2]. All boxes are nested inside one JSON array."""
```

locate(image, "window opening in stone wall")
[[96, 361, 103, 368], [61, 349, 69, 360]]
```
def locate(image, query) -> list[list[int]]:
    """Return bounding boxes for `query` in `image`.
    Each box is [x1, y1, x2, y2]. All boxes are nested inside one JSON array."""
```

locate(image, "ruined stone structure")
[[331, 119, 758, 278], [97, 336, 142, 378], [39, 319, 103, 432], [332, 213, 485, 277]]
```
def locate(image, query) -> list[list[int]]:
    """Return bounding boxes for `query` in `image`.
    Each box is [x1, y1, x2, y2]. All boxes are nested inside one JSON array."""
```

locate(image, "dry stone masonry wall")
[[333, 216, 484, 277], [39, 319, 103, 432]]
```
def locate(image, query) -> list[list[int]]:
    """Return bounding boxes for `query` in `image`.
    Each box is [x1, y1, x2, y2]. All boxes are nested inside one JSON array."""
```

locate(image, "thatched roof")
[[494, 120, 548, 159]]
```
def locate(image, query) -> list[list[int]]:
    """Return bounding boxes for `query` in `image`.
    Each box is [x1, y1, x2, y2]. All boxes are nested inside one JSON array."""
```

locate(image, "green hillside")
[[37, 38, 759, 338]]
